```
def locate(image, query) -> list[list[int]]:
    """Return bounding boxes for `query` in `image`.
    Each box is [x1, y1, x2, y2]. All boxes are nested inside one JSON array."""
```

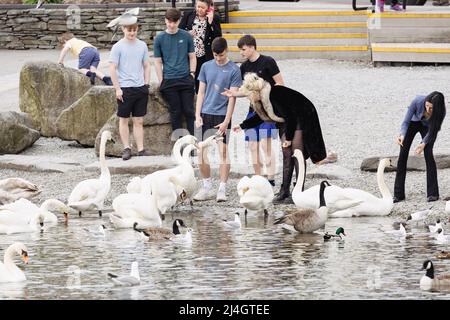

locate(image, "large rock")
[[361, 155, 450, 172], [19, 61, 92, 136], [0, 111, 40, 155], [95, 83, 176, 157], [56, 86, 117, 146]]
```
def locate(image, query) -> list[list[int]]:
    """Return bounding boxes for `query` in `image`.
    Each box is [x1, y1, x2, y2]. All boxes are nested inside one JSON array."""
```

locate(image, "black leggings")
[[394, 121, 438, 198], [280, 128, 305, 193]]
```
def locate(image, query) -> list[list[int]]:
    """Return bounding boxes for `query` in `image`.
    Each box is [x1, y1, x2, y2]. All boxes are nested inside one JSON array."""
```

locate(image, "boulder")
[[56, 86, 117, 146], [95, 83, 176, 157], [361, 155, 450, 172], [0, 111, 40, 155], [19, 61, 92, 136]]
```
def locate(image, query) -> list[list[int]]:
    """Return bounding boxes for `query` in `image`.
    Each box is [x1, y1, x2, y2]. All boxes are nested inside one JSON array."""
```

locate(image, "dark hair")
[[197, 0, 212, 6], [165, 8, 181, 22], [237, 35, 257, 50], [212, 37, 228, 54], [425, 91, 446, 141]]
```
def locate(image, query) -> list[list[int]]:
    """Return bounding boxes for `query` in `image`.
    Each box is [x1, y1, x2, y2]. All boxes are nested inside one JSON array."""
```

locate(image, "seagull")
[[436, 229, 450, 244], [407, 209, 432, 225], [222, 212, 241, 229], [107, 8, 140, 41], [386, 222, 408, 238], [83, 225, 107, 237], [428, 219, 443, 234], [107, 261, 140, 287]]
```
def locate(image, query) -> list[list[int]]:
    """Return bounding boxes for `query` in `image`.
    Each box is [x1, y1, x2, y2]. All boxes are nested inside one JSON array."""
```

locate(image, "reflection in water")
[[0, 207, 449, 299]]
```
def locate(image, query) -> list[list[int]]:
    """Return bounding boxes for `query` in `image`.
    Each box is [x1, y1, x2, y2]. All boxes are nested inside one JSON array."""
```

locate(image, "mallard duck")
[[324, 227, 346, 240], [436, 251, 450, 259], [0, 242, 29, 283], [133, 219, 187, 240], [274, 181, 328, 233], [420, 260, 450, 291]]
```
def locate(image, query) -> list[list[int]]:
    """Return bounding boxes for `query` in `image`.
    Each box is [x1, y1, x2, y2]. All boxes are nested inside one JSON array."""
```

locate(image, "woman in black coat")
[[230, 73, 327, 202], [179, 0, 222, 93]]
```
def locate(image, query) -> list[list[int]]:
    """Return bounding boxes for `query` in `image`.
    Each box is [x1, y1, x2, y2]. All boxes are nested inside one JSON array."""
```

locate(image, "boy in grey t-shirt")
[[109, 16, 151, 161], [193, 37, 242, 202]]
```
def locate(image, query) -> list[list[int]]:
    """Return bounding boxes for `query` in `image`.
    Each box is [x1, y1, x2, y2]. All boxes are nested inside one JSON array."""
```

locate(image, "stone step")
[[223, 33, 368, 46], [228, 45, 371, 62], [221, 22, 368, 34], [371, 42, 450, 63], [228, 10, 368, 23]]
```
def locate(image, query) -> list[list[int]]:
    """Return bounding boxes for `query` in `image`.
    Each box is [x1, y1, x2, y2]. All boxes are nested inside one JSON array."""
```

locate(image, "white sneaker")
[[216, 188, 227, 202], [193, 187, 215, 201]]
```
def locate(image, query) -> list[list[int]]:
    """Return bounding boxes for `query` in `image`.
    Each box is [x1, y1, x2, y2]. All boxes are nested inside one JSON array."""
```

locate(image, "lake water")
[[1, 206, 449, 300]]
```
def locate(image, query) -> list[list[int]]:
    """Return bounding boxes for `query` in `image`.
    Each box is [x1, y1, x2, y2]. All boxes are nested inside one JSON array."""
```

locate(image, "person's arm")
[[195, 81, 206, 128], [189, 52, 196, 77], [179, 11, 189, 30], [109, 63, 123, 102], [398, 98, 417, 146], [207, 13, 222, 38], [57, 44, 70, 65], [216, 86, 238, 136], [236, 113, 264, 131], [154, 57, 163, 85], [272, 72, 284, 86], [143, 60, 151, 86]]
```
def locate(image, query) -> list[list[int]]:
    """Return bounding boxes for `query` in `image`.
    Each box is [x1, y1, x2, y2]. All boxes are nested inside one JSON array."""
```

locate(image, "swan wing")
[[0, 198, 38, 216]]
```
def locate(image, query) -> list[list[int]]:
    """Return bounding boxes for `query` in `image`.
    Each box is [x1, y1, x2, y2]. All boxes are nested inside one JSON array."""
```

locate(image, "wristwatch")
[[190, 71, 195, 76]]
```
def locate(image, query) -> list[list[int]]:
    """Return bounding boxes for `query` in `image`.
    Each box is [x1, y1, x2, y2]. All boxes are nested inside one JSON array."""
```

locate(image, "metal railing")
[[352, 0, 407, 12]]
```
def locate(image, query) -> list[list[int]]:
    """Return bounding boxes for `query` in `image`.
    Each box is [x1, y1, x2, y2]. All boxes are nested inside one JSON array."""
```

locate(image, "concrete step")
[[228, 45, 371, 62], [228, 10, 368, 23], [371, 42, 450, 63], [224, 33, 368, 46], [221, 22, 368, 34]]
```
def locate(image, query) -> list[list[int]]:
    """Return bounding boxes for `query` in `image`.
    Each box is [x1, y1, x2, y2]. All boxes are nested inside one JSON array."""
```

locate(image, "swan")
[[0, 243, 29, 283], [109, 177, 177, 229], [329, 158, 393, 218], [420, 260, 450, 291], [237, 175, 274, 217], [68, 130, 114, 217], [291, 149, 363, 211], [274, 181, 329, 233], [133, 219, 187, 240], [0, 178, 41, 205], [107, 261, 140, 287], [126, 135, 197, 194], [0, 209, 45, 234], [1, 198, 74, 224]]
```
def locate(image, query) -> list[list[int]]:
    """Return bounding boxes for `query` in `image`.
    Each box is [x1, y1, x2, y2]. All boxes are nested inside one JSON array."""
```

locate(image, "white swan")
[[0, 209, 45, 234], [445, 201, 450, 214], [329, 158, 393, 218], [1, 198, 74, 224], [126, 135, 197, 194], [0, 243, 29, 283], [68, 130, 113, 217], [237, 175, 274, 217], [0, 178, 41, 205], [291, 149, 362, 211], [274, 181, 329, 233], [109, 186, 163, 229]]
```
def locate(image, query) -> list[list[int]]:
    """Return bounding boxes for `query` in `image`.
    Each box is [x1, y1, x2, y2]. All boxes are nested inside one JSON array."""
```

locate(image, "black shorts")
[[117, 85, 149, 118], [201, 113, 231, 144]]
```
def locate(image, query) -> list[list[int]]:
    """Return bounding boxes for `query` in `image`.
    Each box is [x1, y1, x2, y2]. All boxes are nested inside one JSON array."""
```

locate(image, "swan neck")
[[292, 153, 306, 195], [172, 140, 185, 164], [4, 246, 17, 268], [377, 162, 391, 198], [99, 135, 109, 177], [319, 183, 326, 208]]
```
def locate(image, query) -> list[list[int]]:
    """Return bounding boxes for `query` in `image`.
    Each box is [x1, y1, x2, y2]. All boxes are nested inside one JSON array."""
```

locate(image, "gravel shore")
[[1, 59, 450, 223]]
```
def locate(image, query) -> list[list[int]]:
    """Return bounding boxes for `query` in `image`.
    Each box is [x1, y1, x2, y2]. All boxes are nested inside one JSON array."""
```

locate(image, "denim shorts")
[[244, 111, 278, 142], [78, 47, 100, 69]]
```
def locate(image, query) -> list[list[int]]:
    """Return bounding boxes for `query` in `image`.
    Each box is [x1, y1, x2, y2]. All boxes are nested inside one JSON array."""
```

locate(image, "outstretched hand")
[[221, 88, 234, 98]]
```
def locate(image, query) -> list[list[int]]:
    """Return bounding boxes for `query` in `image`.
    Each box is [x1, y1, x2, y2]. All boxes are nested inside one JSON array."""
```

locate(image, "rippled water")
[[1, 206, 449, 300]]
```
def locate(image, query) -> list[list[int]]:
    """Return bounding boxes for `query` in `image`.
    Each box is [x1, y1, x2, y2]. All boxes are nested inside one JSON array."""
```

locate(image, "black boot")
[[273, 153, 295, 204], [86, 71, 96, 85], [103, 76, 113, 86]]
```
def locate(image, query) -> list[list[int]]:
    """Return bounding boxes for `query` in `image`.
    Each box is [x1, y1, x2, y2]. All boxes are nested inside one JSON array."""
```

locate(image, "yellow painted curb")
[[221, 22, 367, 29], [372, 47, 450, 53], [223, 33, 368, 39], [229, 11, 367, 17], [229, 46, 369, 52]]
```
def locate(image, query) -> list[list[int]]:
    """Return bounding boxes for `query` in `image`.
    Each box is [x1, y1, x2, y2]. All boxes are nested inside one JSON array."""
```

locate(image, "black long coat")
[[240, 85, 327, 164], [179, 10, 222, 61]]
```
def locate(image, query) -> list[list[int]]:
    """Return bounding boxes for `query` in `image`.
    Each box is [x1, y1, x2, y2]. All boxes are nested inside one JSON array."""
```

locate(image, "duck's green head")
[[336, 227, 346, 237]]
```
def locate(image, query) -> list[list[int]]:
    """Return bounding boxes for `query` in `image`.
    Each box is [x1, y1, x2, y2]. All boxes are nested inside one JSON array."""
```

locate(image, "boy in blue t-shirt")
[[109, 16, 151, 161], [154, 8, 196, 138], [193, 37, 242, 202]]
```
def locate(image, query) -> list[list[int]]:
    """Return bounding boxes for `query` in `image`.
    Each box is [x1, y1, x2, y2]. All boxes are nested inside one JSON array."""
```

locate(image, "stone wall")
[[0, 1, 239, 50]]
